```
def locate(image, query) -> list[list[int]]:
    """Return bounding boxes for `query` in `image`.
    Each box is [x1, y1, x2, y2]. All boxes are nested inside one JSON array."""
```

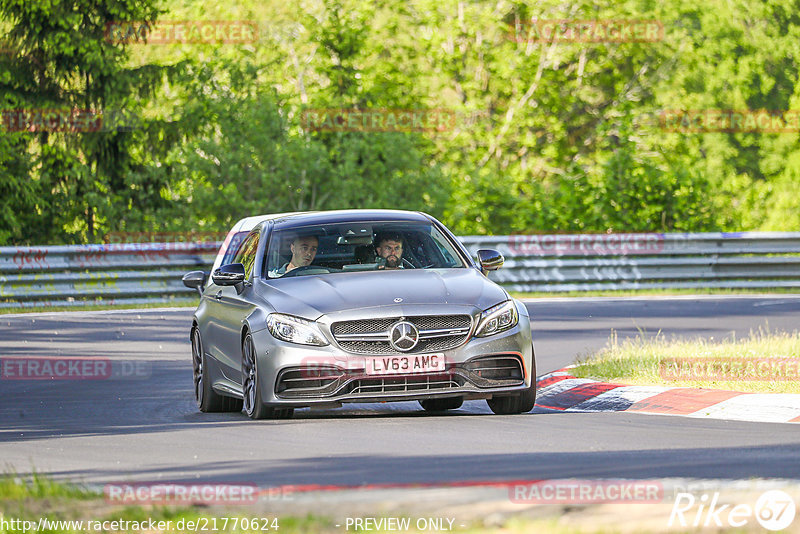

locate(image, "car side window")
[[233, 232, 260, 279], [221, 231, 249, 266]]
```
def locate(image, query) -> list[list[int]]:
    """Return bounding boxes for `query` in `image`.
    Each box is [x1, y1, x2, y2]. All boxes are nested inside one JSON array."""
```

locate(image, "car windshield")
[[264, 220, 465, 278]]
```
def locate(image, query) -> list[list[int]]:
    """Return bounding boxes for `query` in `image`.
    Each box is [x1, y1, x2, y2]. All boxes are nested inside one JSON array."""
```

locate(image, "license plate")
[[365, 354, 446, 376]]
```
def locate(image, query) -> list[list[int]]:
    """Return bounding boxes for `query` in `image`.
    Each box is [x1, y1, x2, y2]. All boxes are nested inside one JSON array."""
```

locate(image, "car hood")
[[255, 268, 508, 319]]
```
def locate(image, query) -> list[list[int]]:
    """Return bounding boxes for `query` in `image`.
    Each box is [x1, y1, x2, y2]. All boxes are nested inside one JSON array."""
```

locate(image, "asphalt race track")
[[1, 296, 799, 487]]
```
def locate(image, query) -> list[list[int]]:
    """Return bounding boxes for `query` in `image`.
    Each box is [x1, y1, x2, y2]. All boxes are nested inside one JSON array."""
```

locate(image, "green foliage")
[[1, 0, 799, 243], [0, 0, 179, 243], [0, 472, 96, 500]]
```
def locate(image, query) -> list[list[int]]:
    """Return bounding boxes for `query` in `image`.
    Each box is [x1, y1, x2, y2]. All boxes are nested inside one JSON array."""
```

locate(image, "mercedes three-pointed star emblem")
[[389, 321, 419, 352]]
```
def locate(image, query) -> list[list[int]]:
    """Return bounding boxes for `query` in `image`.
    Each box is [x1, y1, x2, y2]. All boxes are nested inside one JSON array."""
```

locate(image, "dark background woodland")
[[2, 0, 799, 244]]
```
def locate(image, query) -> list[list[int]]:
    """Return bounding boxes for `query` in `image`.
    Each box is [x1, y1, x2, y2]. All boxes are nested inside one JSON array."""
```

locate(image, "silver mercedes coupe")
[[183, 210, 536, 419]]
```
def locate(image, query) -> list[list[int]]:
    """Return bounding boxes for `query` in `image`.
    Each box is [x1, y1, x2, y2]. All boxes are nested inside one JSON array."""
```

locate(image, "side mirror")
[[212, 263, 246, 293], [476, 249, 504, 275], [182, 270, 208, 296]]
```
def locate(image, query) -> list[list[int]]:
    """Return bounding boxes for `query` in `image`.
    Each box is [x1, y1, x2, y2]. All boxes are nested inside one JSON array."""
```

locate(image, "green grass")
[[571, 329, 800, 393], [0, 473, 96, 500], [512, 287, 800, 299], [0, 474, 635, 534], [0, 476, 325, 534]]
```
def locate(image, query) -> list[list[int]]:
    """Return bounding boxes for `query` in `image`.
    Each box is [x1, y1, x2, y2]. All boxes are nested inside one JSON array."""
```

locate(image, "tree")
[[0, 0, 183, 244]]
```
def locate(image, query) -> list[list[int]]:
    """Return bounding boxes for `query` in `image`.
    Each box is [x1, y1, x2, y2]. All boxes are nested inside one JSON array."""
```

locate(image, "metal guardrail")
[[0, 242, 218, 308], [468, 232, 800, 292], [1, 232, 799, 308]]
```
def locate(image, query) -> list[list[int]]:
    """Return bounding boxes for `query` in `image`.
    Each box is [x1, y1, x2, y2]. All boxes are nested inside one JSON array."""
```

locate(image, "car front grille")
[[274, 355, 525, 400], [461, 355, 524, 387], [331, 315, 472, 355], [346, 374, 462, 395], [275, 367, 344, 398]]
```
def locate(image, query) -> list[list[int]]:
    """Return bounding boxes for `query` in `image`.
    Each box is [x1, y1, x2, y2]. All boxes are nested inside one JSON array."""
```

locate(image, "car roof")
[[229, 212, 306, 234], [232, 209, 432, 233]]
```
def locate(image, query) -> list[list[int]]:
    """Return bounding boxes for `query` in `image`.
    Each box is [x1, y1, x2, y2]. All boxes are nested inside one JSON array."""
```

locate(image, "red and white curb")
[[536, 369, 800, 424]]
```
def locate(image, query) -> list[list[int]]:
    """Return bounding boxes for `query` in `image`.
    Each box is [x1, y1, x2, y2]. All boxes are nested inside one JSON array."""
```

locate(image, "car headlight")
[[475, 300, 518, 337], [266, 313, 329, 346]]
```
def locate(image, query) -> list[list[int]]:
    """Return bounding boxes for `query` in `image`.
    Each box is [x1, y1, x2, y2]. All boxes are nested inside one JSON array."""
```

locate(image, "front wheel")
[[487, 348, 537, 415], [242, 333, 293, 420], [192, 328, 242, 413], [486, 380, 536, 415]]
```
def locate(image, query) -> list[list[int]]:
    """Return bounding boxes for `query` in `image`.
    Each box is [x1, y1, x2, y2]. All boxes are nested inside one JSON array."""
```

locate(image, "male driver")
[[375, 232, 404, 269], [274, 234, 318, 275]]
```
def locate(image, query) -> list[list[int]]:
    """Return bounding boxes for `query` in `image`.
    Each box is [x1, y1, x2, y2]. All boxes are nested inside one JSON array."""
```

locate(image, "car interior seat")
[[354, 245, 376, 264]]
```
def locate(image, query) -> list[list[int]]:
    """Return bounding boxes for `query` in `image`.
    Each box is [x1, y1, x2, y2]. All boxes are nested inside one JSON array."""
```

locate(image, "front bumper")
[[250, 312, 534, 408]]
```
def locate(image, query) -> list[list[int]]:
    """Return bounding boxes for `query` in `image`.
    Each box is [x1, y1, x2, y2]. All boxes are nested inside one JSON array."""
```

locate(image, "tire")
[[419, 397, 463, 412], [192, 328, 242, 413], [486, 380, 536, 415], [242, 333, 294, 420], [487, 346, 537, 415]]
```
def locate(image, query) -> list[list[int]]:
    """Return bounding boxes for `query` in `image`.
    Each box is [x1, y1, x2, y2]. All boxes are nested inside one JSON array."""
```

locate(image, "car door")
[[205, 230, 260, 384], [197, 230, 245, 361]]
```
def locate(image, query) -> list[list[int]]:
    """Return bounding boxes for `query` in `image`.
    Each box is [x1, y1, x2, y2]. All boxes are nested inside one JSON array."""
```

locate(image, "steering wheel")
[[281, 265, 329, 278]]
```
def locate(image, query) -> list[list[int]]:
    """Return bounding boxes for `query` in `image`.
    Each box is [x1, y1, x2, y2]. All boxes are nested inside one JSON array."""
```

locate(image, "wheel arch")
[[241, 305, 270, 348], [240, 324, 251, 348]]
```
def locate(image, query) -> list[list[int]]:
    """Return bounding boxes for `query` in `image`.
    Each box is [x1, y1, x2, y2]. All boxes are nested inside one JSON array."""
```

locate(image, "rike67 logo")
[[669, 490, 796, 531]]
